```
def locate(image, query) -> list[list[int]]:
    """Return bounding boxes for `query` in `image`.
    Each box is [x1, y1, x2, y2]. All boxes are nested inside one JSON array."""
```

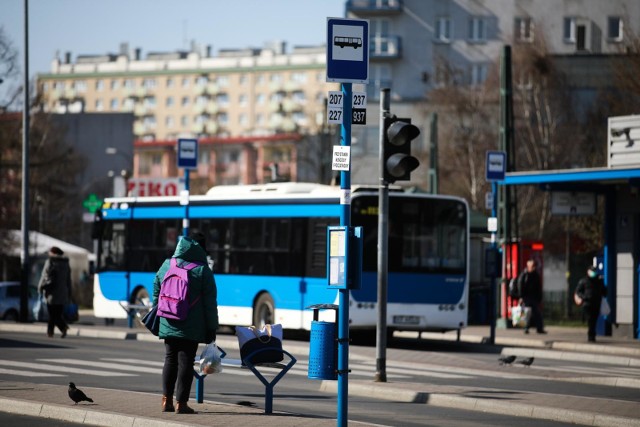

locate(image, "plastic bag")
[[511, 305, 531, 328], [198, 342, 223, 375], [600, 298, 611, 317]]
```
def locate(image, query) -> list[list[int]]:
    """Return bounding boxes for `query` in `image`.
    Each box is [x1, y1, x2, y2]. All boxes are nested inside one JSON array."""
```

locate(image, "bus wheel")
[[253, 293, 274, 328]]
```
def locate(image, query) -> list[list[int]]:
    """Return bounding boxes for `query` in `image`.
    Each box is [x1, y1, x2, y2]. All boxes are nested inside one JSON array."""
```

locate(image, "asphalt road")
[[1, 329, 630, 426]]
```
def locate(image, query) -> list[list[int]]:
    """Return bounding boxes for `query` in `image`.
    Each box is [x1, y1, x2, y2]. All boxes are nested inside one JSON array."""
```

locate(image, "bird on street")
[[68, 382, 94, 405], [498, 355, 516, 365], [518, 357, 535, 367]]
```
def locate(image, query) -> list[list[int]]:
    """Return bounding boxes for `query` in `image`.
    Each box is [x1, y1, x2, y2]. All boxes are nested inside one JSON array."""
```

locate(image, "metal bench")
[[193, 346, 297, 414]]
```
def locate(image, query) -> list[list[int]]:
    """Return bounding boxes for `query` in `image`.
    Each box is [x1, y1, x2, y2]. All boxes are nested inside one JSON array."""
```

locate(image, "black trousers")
[[584, 303, 600, 340], [46, 304, 68, 336], [163, 338, 199, 402]]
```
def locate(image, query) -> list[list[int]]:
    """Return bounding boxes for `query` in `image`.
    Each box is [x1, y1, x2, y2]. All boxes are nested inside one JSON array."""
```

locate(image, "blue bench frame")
[[193, 346, 297, 414]]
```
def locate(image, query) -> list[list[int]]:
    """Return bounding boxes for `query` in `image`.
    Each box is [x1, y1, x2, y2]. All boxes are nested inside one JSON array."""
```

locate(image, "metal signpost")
[[486, 150, 506, 344], [326, 17, 368, 427], [177, 138, 198, 237]]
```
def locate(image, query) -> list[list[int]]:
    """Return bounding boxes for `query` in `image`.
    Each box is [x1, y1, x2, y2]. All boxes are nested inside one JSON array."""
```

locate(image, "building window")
[[291, 72, 307, 83], [256, 113, 264, 126], [218, 113, 228, 124], [143, 96, 156, 108], [239, 94, 248, 106], [53, 81, 65, 91], [514, 17, 534, 42], [181, 115, 188, 126], [142, 78, 156, 89], [256, 93, 265, 105], [216, 93, 229, 105], [124, 79, 135, 89], [468, 17, 486, 42], [239, 74, 247, 84], [166, 77, 174, 88], [166, 96, 174, 107], [564, 17, 576, 41], [435, 17, 451, 42], [181, 96, 190, 107], [608, 16, 623, 41], [96, 80, 104, 91], [74, 80, 87, 92], [166, 116, 174, 128], [270, 73, 282, 83], [257, 74, 265, 84], [110, 80, 119, 90], [110, 98, 119, 110], [95, 99, 104, 111], [196, 75, 208, 86], [239, 113, 248, 126], [470, 64, 487, 86], [218, 75, 229, 86], [181, 77, 190, 88]]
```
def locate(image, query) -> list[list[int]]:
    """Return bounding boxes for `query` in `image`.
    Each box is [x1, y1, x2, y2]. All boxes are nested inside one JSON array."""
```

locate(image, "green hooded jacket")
[[152, 236, 218, 343]]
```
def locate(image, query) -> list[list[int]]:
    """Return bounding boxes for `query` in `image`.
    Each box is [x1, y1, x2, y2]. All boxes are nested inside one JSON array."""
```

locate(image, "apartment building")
[[37, 42, 340, 188]]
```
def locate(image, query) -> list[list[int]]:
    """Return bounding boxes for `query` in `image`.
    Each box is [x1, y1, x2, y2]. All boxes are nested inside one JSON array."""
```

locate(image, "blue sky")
[[1, 0, 345, 101]]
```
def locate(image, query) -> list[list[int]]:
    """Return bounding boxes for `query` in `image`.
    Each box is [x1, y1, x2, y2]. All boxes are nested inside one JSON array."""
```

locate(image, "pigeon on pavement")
[[518, 357, 535, 367], [498, 355, 516, 365], [68, 382, 94, 405]]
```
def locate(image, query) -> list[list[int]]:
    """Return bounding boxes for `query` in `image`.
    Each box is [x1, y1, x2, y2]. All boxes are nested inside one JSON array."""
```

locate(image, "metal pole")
[[375, 88, 390, 383], [489, 181, 498, 344], [19, 0, 30, 323], [183, 169, 190, 237], [337, 82, 352, 427]]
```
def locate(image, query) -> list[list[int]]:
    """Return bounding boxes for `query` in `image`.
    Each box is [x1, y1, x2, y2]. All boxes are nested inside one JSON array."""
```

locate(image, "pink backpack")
[[157, 258, 202, 321]]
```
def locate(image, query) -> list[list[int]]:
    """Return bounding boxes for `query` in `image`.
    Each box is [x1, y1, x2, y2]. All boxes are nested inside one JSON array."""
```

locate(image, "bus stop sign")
[[326, 18, 369, 84], [177, 138, 198, 169]]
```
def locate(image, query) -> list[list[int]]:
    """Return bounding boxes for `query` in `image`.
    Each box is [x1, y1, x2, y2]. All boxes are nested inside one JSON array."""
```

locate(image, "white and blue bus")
[[92, 183, 469, 333]]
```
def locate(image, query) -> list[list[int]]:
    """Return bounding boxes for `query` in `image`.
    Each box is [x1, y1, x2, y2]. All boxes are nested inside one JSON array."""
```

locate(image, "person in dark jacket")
[[152, 233, 218, 414], [518, 259, 546, 334], [37, 246, 72, 338], [575, 266, 606, 342]]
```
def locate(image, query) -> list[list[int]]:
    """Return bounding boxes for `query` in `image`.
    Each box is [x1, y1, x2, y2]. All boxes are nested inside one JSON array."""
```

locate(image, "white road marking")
[[0, 359, 134, 377]]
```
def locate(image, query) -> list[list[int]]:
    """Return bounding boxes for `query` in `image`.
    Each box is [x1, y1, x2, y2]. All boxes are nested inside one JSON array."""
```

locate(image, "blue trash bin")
[[307, 304, 338, 380]]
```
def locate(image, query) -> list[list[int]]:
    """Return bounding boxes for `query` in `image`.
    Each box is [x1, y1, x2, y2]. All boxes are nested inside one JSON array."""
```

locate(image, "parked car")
[[0, 282, 37, 321]]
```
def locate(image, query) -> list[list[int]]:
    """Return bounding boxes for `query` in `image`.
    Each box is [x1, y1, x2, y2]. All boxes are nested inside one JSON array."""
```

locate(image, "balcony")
[[134, 105, 149, 116], [206, 83, 221, 95], [370, 36, 402, 60], [346, 0, 402, 14], [205, 121, 219, 134], [281, 99, 303, 113], [206, 102, 219, 115], [133, 122, 147, 136]]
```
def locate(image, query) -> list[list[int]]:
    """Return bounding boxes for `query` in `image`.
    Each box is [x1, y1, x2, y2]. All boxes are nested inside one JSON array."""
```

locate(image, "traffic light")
[[383, 116, 420, 183]]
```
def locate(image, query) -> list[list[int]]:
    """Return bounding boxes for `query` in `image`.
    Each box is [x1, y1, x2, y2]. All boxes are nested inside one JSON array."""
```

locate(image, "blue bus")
[[92, 183, 469, 333]]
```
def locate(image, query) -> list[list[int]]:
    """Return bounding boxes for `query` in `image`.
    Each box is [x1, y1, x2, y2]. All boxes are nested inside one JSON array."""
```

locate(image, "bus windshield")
[[352, 195, 467, 274]]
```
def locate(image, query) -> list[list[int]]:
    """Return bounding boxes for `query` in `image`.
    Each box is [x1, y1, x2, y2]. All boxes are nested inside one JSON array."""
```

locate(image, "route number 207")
[[329, 93, 343, 106]]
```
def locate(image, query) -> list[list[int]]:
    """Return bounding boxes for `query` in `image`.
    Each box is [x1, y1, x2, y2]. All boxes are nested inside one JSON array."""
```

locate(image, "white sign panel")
[[332, 145, 351, 171], [327, 90, 344, 124], [487, 217, 498, 233], [608, 114, 640, 168], [551, 192, 596, 215], [351, 91, 366, 125]]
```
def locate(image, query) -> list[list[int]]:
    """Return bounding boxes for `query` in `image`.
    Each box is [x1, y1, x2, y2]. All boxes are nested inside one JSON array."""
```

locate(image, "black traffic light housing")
[[383, 116, 420, 183]]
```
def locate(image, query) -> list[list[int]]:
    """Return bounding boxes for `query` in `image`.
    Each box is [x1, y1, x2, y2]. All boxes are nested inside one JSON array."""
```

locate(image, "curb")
[[0, 397, 191, 427], [322, 382, 640, 427], [500, 347, 640, 367]]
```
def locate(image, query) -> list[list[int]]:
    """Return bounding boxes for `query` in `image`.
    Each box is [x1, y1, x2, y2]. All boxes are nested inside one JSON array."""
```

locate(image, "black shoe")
[[536, 330, 547, 334], [524, 329, 529, 334], [61, 327, 68, 338], [588, 337, 596, 342]]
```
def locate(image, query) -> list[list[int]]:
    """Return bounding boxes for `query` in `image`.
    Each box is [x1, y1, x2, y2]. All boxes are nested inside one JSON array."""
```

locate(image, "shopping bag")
[[141, 305, 160, 336], [511, 305, 531, 328], [64, 303, 79, 323], [198, 342, 223, 375], [600, 298, 611, 317], [33, 294, 48, 322], [236, 324, 283, 364]]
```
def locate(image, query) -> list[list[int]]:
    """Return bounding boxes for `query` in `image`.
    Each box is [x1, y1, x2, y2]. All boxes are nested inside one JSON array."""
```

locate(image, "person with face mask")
[[575, 266, 607, 342]]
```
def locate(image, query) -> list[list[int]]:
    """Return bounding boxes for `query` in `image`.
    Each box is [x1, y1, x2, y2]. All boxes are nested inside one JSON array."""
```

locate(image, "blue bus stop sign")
[[177, 138, 198, 169], [326, 18, 369, 84], [486, 151, 506, 182]]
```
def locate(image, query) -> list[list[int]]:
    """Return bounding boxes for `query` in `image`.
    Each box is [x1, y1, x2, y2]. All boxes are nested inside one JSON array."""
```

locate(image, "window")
[[110, 80, 119, 90], [608, 16, 623, 41], [239, 94, 248, 106], [181, 77, 190, 88], [435, 17, 451, 42], [166, 116, 174, 128], [181, 96, 190, 107], [564, 17, 576, 41], [239, 113, 248, 126], [96, 80, 104, 91], [218, 113, 228, 124], [564, 17, 591, 51], [468, 17, 486, 42], [217, 75, 229, 86], [166, 96, 174, 107], [216, 93, 229, 105], [514, 17, 534, 42], [95, 99, 104, 111], [256, 113, 264, 125], [196, 75, 208, 86], [239, 74, 247, 84], [74, 80, 87, 92], [181, 115, 188, 126], [257, 74, 265, 84], [470, 64, 487, 86], [143, 96, 156, 108], [256, 93, 265, 105], [166, 77, 174, 88], [142, 78, 156, 89], [110, 98, 119, 110], [270, 73, 282, 83], [290, 72, 307, 83], [124, 79, 135, 89]]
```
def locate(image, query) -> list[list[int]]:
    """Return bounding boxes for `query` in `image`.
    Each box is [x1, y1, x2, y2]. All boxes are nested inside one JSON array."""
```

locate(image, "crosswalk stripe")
[[0, 359, 135, 377], [100, 358, 253, 376], [0, 367, 64, 377], [39, 359, 162, 374]]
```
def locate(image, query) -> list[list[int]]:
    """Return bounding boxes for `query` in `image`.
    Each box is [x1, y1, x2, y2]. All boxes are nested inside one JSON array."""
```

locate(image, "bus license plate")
[[393, 315, 420, 325]]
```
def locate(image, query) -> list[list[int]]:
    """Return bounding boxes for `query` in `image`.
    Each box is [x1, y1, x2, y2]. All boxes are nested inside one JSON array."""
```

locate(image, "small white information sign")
[[327, 90, 344, 124], [332, 145, 351, 171], [487, 217, 498, 233], [351, 91, 366, 125]]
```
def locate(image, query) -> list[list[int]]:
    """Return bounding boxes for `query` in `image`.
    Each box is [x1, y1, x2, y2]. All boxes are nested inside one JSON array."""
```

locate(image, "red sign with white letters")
[[127, 178, 183, 197]]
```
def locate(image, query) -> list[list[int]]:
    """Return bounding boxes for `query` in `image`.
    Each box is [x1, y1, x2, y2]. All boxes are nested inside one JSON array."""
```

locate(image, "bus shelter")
[[500, 166, 640, 339]]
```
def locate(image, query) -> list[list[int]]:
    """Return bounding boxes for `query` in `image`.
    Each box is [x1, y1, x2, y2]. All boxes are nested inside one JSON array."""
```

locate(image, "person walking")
[[575, 266, 606, 342], [37, 246, 72, 338], [518, 259, 546, 334], [153, 232, 218, 414]]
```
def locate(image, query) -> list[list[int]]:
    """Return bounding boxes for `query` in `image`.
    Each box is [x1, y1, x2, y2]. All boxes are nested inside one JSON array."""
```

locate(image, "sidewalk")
[[1, 317, 639, 426]]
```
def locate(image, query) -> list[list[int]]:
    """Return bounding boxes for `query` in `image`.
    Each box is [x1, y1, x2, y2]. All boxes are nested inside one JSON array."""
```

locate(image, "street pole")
[[489, 181, 498, 344], [375, 88, 390, 383], [19, 0, 30, 323], [428, 112, 438, 195], [183, 168, 190, 237], [337, 82, 352, 427]]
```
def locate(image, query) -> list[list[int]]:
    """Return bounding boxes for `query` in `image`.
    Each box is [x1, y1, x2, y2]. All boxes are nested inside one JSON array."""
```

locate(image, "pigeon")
[[518, 357, 535, 367], [68, 382, 94, 405], [498, 355, 516, 365]]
